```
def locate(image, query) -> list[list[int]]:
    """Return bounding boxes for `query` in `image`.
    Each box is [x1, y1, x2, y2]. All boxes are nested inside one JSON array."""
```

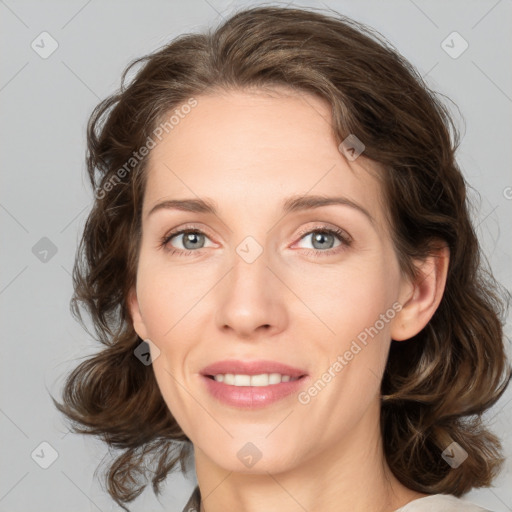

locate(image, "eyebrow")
[[146, 194, 375, 225]]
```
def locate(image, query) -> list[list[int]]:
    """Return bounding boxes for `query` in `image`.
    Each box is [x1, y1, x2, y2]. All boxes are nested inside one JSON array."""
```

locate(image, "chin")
[[203, 440, 299, 475]]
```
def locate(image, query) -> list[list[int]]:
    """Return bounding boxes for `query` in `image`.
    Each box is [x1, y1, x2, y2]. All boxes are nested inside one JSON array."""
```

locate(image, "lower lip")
[[201, 375, 309, 409]]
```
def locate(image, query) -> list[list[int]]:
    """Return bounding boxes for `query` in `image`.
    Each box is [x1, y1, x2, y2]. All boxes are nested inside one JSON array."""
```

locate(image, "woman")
[[53, 5, 511, 512]]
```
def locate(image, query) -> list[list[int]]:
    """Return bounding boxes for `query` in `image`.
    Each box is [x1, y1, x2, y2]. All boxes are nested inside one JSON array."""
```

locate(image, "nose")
[[214, 250, 288, 340]]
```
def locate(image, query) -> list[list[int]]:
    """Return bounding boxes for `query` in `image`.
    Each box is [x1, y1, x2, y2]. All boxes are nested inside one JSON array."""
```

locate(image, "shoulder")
[[394, 493, 492, 512]]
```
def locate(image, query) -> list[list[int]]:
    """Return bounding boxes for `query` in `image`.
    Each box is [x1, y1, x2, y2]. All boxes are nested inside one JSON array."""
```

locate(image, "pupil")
[[313, 232, 333, 250], [184, 232, 202, 249]]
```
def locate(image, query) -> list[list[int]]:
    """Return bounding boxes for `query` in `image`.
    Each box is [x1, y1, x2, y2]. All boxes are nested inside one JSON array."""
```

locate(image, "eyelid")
[[293, 223, 352, 244]]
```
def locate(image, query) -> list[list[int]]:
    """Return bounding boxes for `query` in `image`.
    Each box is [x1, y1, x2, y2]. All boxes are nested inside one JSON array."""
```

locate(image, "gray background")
[[1, 0, 511, 510]]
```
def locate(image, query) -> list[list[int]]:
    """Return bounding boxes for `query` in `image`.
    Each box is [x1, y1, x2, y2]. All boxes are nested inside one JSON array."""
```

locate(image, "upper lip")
[[200, 360, 308, 378]]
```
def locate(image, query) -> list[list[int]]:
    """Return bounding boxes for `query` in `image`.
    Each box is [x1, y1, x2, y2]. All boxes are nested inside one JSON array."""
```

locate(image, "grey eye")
[[297, 230, 342, 251], [166, 230, 211, 251], [179, 232, 206, 250]]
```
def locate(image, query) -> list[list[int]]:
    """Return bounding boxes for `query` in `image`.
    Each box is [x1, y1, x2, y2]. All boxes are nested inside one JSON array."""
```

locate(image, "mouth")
[[199, 359, 309, 408]]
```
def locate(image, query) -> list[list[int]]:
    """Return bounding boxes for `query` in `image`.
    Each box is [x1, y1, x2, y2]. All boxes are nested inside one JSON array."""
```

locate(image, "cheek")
[[296, 256, 397, 337], [301, 258, 399, 397], [135, 258, 206, 340], [300, 265, 396, 426]]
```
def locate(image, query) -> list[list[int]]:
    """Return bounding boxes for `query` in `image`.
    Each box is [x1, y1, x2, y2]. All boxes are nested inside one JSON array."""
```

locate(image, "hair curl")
[[51, 5, 512, 510]]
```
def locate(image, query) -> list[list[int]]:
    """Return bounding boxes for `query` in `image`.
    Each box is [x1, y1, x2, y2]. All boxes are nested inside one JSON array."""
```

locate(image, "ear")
[[391, 243, 450, 341], [127, 286, 149, 341]]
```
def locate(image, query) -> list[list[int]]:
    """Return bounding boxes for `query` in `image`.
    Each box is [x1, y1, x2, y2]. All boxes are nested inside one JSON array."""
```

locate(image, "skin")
[[128, 86, 449, 512]]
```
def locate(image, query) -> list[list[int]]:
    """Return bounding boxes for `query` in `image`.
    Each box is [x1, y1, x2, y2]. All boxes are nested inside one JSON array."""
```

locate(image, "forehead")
[[144, 88, 386, 229]]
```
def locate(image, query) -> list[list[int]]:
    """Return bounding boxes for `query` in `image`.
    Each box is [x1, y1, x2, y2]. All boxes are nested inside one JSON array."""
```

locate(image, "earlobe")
[[127, 286, 149, 340], [391, 244, 450, 342]]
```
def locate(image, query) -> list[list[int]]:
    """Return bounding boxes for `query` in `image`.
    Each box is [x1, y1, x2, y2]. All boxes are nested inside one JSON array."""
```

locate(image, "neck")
[[192, 399, 427, 512]]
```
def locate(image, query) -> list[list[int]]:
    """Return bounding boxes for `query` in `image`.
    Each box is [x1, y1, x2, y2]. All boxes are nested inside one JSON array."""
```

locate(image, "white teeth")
[[234, 374, 251, 386], [268, 373, 281, 385], [250, 373, 269, 386], [212, 373, 299, 386], [223, 374, 235, 385]]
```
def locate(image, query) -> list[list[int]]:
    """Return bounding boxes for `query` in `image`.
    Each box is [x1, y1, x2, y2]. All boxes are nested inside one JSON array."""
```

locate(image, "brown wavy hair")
[[51, 4, 512, 510]]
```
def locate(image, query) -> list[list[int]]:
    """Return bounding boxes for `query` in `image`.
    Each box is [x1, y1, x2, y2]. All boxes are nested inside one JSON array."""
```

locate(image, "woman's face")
[[129, 87, 415, 474]]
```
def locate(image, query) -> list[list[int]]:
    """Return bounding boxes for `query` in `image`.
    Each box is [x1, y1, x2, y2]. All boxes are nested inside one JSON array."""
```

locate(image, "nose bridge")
[[229, 236, 274, 307], [232, 237, 269, 289], [214, 234, 286, 336]]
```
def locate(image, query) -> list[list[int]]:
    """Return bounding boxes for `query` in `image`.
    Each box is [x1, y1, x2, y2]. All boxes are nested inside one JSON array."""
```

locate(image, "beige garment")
[[394, 493, 492, 512]]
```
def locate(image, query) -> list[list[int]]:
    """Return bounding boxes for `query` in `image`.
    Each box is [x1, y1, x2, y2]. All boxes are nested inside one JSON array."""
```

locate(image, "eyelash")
[[159, 224, 352, 258]]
